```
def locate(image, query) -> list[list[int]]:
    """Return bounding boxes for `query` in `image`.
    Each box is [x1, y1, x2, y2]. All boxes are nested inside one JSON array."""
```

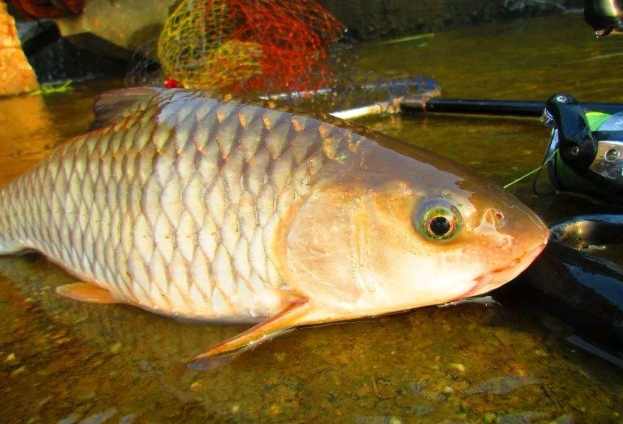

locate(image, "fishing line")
[[503, 148, 559, 189]]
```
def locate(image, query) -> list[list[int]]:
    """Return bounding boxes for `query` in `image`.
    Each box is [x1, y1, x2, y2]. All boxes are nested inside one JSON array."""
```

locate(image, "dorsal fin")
[[88, 87, 163, 131]]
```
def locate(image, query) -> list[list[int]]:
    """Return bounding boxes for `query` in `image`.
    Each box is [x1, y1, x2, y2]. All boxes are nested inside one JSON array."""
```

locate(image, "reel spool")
[[541, 94, 623, 203]]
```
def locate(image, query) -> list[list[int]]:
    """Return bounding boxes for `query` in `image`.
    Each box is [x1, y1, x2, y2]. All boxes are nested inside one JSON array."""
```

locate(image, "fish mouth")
[[457, 240, 548, 301]]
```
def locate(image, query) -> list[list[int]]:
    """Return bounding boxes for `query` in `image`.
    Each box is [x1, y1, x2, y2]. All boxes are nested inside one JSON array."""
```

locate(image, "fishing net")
[[130, 0, 439, 116], [126, 37, 163, 88], [157, 0, 345, 94]]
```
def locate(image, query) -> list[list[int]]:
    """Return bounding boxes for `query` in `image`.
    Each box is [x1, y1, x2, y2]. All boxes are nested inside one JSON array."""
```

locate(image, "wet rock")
[[54, 0, 172, 57], [16, 19, 59, 56], [463, 375, 542, 396], [0, 2, 38, 95], [25, 37, 129, 84]]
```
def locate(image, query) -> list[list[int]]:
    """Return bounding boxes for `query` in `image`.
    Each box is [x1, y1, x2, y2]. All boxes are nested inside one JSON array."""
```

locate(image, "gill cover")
[[283, 176, 424, 311], [284, 186, 373, 310]]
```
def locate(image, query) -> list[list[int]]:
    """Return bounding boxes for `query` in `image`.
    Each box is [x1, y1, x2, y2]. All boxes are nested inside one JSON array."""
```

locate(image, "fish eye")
[[415, 200, 462, 240]]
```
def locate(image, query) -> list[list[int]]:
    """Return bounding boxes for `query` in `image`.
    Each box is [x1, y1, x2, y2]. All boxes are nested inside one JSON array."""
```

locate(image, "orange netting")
[[157, 0, 345, 94]]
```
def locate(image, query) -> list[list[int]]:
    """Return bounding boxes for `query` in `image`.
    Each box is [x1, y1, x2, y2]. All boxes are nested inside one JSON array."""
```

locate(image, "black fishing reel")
[[584, 0, 623, 36], [540, 93, 623, 203]]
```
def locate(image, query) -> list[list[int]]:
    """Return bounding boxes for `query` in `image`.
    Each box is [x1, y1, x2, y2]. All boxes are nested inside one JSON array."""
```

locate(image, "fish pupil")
[[430, 216, 451, 236]]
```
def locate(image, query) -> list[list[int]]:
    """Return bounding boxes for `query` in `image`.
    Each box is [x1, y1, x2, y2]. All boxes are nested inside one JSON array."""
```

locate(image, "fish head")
[[284, 139, 549, 315], [365, 177, 550, 309]]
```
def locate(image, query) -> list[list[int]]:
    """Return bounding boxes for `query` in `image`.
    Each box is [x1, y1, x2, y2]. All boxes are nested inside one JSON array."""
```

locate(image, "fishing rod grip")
[[401, 95, 623, 117]]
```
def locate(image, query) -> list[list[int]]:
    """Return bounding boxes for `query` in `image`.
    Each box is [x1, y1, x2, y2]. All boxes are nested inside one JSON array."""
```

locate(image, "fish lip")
[[454, 239, 548, 301]]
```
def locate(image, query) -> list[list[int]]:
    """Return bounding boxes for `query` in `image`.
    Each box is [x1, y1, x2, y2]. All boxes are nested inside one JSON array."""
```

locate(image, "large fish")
[[0, 88, 548, 366]]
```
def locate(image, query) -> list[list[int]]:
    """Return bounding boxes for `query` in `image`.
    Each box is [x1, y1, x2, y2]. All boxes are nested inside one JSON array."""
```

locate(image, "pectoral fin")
[[188, 297, 311, 370], [56, 283, 119, 304]]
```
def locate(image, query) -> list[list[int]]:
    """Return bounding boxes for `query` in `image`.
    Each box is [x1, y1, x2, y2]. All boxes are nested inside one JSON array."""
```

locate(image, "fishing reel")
[[584, 0, 623, 36], [541, 93, 623, 203]]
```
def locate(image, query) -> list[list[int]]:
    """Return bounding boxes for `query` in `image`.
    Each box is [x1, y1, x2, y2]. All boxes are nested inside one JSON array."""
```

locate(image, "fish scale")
[[0, 89, 346, 321]]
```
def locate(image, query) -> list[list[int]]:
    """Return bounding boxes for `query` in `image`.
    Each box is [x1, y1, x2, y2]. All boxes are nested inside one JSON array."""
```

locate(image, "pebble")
[[38, 396, 52, 408], [5, 352, 19, 365], [190, 381, 203, 391], [10, 366, 26, 377], [450, 363, 465, 373], [442, 386, 454, 394], [484, 412, 496, 423], [110, 343, 122, 355]]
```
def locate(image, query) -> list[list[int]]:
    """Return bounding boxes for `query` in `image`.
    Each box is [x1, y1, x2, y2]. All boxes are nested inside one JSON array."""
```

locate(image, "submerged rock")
[[463, 375, 542, 396]]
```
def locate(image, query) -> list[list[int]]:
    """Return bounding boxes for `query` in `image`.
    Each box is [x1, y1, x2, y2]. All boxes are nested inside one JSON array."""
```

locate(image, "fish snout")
[[473, 204, 548, 254]]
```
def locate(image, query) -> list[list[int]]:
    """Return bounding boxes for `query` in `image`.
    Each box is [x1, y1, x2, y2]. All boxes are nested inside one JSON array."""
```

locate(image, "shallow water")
[[1, 13, 623, 424]]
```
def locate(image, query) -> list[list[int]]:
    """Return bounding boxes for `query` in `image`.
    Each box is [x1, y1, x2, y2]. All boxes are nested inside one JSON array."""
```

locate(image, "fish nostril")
[[485, 208, 505, 228], [492, 209, 505, 227]]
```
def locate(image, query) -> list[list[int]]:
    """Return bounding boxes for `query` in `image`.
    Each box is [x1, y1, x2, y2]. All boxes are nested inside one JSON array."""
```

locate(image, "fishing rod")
[[399, 94, 623, 117], [331, 91, 623, 119]]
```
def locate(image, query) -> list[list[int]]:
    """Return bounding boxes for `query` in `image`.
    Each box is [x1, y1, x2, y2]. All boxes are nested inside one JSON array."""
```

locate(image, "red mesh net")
[[157, 0, 345, 94]]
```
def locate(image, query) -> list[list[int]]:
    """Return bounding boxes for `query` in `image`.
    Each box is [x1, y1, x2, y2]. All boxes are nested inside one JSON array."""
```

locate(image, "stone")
[[0, 2, 38, 96]]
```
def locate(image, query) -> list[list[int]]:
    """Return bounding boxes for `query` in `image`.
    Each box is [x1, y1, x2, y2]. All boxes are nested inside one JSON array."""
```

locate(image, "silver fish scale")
[[0, 90, 363, 320]]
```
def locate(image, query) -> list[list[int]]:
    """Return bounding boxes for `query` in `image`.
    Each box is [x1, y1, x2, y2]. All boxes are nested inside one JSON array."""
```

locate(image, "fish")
[[0, 88, 549, 367]]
